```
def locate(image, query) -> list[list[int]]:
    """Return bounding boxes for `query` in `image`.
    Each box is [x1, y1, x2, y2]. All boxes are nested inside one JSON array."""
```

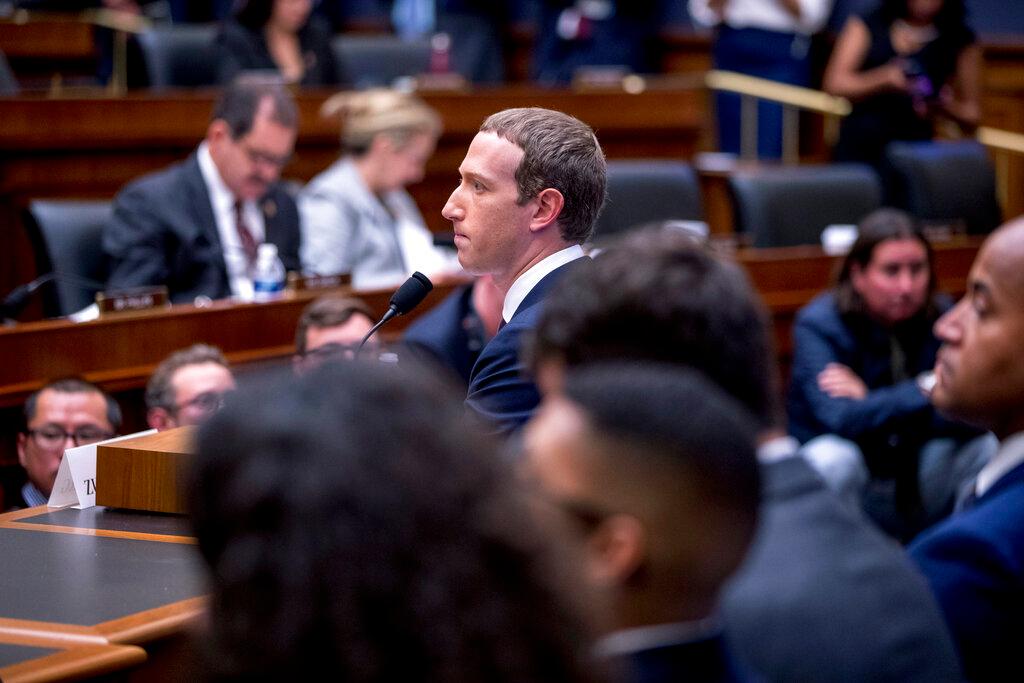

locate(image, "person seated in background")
[[689, 0, 834, 159], [824, 0, 979, 182], [104, 79, 301, 304], [292, 294, 376, 372], [11, 379, 120, 509], [401, 275, 503, 387], [787, 208, 990, 540], [529, 226, 961, 682], [188, 361, 601, 682], [908, 216, 1024, 682], [299, 89, 459, 289], [525, 364, 761, 682], [145, 344, 235, 431], [215, 0, 339, 87]]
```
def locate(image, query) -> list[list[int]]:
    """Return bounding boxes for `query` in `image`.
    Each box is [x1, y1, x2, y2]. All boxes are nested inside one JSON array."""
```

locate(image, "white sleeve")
[[796, 0, 834, 33], [298, 188, 355, 276]]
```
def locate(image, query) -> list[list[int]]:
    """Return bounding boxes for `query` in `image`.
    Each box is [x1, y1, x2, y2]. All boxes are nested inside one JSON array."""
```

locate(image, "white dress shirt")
[[501, 244, 585, 324], [594, 618, 722, 658], [197, 142, 265, 300], [688, 0, 833, 35], [974, 432, 1024, 498]]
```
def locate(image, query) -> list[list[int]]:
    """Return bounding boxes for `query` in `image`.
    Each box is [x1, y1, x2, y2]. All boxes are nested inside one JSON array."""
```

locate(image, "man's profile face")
[[442, 132, 537, 285], [17, 389, 113, 497], [851, 237, 930, 326], [932, 230, 1024, 436], [208, 98, 296, 201], [168, 362, 236, 428]]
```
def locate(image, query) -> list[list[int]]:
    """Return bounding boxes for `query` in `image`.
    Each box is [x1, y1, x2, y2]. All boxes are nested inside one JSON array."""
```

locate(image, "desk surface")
[[0, 506, 204, 647]]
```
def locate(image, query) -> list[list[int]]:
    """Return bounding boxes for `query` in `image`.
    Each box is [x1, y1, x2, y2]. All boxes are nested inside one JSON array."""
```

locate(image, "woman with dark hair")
[[787, 208, 991, 541], [189, 361, 603, 683], [215, 0, 339, 86], [824, 0, 980, 169]]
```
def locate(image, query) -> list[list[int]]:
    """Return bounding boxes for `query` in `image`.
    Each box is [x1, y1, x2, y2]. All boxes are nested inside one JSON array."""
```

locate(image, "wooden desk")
[[0, 86, 705, 297], [0, 634, 145, 683], [0, 505, 204, 682]]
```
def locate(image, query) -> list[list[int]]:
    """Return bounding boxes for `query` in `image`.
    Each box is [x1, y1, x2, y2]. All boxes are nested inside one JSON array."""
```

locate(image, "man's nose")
[[442, 190, 462, 221]]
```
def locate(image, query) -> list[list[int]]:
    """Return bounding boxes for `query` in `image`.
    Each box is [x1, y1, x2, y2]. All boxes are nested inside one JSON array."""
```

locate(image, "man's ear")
[[147, 408, 176, 432], [16, 432, 28, 468], [585, 513, 647, 587], [206, 119, 232, 148], [530, 188, 565, 233]]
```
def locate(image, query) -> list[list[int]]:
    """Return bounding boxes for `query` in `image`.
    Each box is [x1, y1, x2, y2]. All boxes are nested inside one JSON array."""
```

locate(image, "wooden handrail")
[[705, 70, 852, 116], [977, 126, 1024, 156]]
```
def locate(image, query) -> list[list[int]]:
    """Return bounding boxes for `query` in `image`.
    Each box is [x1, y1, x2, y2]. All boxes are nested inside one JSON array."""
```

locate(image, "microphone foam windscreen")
[[389, 271, 434, 315]]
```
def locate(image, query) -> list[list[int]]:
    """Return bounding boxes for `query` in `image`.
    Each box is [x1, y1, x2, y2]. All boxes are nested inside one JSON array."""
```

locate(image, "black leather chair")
[[729, 164, 882, 248], [592, 160, 704, 241], [137, 23, 219, 89], [0, 49, 19, 96], [331, 34, 432, 88], [886, 140, 1002, 234], [23, 200, 112, 317]]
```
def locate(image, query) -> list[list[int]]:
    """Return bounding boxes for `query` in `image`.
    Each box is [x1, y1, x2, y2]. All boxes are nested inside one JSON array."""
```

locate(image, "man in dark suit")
[[530, 226, 961, 682], [524, 363, 761, 683], [104, 79, 301, 304], [441, 107, 606, 433], [909, 217, 1024, 682]]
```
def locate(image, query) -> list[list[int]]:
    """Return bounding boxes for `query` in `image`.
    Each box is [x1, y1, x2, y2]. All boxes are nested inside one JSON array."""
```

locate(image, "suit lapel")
[[183, 153, 229, 293]]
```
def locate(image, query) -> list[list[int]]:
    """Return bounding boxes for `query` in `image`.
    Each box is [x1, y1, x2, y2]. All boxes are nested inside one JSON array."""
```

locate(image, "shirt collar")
[[501, 244, 585, 323], [975, 432, 1024, 497], [197, 142, 237, 215], [21, 481, 48, 507], [757, 435, 800, 464], [593, 617, 722, 659]]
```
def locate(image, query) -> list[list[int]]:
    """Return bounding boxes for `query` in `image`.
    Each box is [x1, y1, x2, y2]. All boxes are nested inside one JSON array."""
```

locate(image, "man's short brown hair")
[[295, 295, 376, 356], [480, 108, 607, 244], [146, 344, 230, 412]]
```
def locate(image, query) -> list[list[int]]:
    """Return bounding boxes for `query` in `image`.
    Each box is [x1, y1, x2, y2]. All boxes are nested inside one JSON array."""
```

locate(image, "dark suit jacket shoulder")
[[402, 283, 486, 387], [104, 154, 300, 303], [909, 462, 1024, 682], [465, 261, 577, 434], [722, 454, 962, 681]]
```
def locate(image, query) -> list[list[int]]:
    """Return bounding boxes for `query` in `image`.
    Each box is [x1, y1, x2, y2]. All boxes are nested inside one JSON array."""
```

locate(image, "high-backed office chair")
[[886, 140, 1002, 235], [331, 34, 432, 88], [0, 49, 19, 96], [137, 24, 219, 89], [23, 200, 112, 317], [592, 160, 704, 241], [729, 164, 882, 248]]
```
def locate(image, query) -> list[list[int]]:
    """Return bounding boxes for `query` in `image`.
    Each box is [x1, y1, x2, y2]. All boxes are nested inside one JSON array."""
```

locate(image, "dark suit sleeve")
[[465, 322, 540, 436], [104, 183, 171, 291], [909, 522, 1021, 680], [790, 306, 931, 439]]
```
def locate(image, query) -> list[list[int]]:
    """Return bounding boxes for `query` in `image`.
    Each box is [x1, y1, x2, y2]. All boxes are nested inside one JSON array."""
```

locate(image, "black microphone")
[[1, 272, 105, 321], [356, 272, 434, 355]]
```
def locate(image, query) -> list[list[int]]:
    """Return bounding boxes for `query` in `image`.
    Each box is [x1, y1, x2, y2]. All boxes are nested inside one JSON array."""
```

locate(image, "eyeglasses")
[[239, 142, 292, 170], [26, 427, 114, 449], [173, 391, 226, 416]]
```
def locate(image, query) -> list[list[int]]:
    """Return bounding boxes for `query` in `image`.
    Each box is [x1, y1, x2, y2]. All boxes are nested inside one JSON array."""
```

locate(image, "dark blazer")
[[402, 283, 488, 387], [465, 260, 577, 434], [103, 153, 301, 304], [909, 461, 1024, 682], [215, 16, 339, 87], [721, 453, 963, 682], [616, 635, 752, 683]]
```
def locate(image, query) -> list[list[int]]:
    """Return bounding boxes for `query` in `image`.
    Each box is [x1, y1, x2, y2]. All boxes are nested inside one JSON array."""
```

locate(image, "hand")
[[881, 60, 909, 92], [817, 363, 868, 400]]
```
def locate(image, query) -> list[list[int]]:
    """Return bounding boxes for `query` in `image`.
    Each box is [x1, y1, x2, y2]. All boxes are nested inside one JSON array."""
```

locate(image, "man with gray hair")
[[441, 107, 607, 433], [146, 344, 235, 431]]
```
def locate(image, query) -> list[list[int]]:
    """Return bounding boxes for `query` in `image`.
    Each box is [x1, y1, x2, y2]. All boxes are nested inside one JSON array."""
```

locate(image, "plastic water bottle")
[[252, 243, 285, 302]]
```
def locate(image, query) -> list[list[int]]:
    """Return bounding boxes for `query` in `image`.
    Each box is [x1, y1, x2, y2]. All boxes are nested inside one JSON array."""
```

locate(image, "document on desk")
[[48, 430, 158, 509]]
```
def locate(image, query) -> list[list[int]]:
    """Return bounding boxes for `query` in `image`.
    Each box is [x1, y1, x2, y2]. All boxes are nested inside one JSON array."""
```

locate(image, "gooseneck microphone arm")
[[1, 271, 105, 321], [356, 272, 434, 356]]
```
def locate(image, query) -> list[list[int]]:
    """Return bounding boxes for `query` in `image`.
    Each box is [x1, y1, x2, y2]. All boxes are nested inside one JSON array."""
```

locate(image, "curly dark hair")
[[190, 361, 602, 683], [877, 0, 973, 46], [530, 226, 780, 429]]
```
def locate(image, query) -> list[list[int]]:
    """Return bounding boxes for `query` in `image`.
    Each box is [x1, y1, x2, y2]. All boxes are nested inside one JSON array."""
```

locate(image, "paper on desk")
[[48, 429, 158, 509]]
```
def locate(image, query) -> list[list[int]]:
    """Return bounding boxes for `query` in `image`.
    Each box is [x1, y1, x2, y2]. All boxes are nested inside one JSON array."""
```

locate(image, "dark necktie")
[[233, 200, 259, 268]]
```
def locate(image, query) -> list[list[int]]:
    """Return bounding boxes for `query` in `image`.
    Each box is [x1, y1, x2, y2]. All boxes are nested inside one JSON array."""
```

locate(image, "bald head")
[[931, 218, 1024, 438]]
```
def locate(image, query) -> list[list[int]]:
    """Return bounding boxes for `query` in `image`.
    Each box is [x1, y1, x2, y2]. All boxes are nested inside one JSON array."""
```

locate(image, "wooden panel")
[[0, 634, 145, 683], [96, 427, 194, 514]]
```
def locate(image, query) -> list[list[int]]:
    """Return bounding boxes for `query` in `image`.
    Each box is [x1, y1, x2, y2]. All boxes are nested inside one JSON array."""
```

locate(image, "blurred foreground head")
[[190, 361, 601, 682]]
